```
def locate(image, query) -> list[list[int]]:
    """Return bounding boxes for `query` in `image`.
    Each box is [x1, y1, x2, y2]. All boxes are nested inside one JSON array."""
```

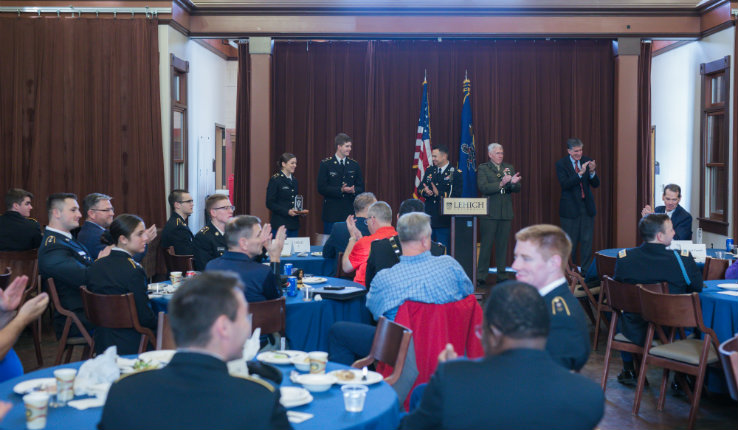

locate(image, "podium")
[[442, 197, 489, 285]]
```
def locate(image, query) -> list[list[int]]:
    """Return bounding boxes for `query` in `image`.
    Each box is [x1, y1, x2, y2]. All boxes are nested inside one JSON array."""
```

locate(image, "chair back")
[[0, 267, 11, 290], [336, 252, 353, 280], [596, 252, 617, 279], [603, 276, 667, 314], [718, 335, 738, 401], [0, 249, 39, 292], [703, 257, 730, 280], [369, 317, 412, 371], [45, 278, 94, 347], [638, 287, 702, 329], [250, 297, 286, 335], [312, 233, 328, 247], [163, 246, 194, 273], [156, 312, 176, 350], [80, 286, 155, 352]]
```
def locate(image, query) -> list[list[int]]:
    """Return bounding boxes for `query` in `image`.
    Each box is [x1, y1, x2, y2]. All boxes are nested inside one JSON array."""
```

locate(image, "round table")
[[150, 277, 373, 352], [699, 280, 738, 393], [281, 245, 336, 277], [0, 359, 401, 430]]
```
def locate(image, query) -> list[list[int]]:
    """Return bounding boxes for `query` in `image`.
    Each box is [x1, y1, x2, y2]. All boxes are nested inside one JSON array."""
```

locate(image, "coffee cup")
[[308, 351, 328, 374], [54, 368, 77, 406], [23, 392, 50, 429]]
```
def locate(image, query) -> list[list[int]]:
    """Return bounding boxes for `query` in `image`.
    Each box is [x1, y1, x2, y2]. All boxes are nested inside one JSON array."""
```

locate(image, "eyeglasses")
[[178, 200, 194, 204], [91, 208, 114, 213], [214, 205, 235, 211]]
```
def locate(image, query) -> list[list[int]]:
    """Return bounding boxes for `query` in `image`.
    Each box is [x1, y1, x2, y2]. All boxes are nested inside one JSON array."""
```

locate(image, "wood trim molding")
[[194, 38, 238, 60]]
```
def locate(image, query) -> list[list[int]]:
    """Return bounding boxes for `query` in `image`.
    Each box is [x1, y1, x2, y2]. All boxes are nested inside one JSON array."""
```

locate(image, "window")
[[171, 54, 189, 190], [699, 56, 730, 234]]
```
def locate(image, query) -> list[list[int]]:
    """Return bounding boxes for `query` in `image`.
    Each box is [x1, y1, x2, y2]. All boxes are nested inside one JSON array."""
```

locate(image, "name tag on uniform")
[[78, 251, 88, 256], [329, 172, 338, 177], [282, 186, 290, 190]]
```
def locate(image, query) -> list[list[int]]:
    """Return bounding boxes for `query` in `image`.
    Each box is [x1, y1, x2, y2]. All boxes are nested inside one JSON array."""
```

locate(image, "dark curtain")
[[234, 43, 251, 215], [272, 39, 615, 254], [637, 42, 653, 219], [0, 17, 165, 227]]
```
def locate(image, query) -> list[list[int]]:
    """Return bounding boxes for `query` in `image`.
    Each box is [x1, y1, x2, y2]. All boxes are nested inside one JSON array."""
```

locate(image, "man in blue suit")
[[641, 184, 692, 241], [556, 138, 600, 269]]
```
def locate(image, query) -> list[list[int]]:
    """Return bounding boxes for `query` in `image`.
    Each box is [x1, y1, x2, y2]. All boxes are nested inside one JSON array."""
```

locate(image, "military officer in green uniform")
[[193, 194, 233, 270], [266, 153, 301, 237], [160, 189, 195, 256], [477, 143, 522, 284], [420, 145, 463, 248]]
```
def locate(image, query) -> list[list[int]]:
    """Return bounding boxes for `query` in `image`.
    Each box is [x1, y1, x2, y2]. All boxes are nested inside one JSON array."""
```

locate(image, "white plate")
[[280, 387, 313, 408], [310, 252, 323, 257], [329, 369, 383, 385], [718, 283, 738, 290], [138, 350, 176, 365], [13, 378, 57, 395], [257, 350, 304, 365], [302, 277, 327, 285]]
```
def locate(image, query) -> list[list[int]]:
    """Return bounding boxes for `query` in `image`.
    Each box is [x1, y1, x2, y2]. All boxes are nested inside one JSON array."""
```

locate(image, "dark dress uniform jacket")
[[78, 221, 146, 262], [655, 205, 693, 241], [192, 222, 227, 271], [364, 236, 446, 288], [266, 171, 300, 231], [98, 352, 292, 430], [38, 230, 93, 337], [400, 348, 605, 430], [420, 165, 463, 228], [0, 211, 41, 251], [317, 156, 365, 223], [322, 218, 371, 259], [87, 249, 156, 355], [205, 252, 282, 303], [160, 213, 194, 255], [477, 162, 520, 220], [544, 283, 591, 371], [556, 156, 600, 218], [614, 242, 703, 345]]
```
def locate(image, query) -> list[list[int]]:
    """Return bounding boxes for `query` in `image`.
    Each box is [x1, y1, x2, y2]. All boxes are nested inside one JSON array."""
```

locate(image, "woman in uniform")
[[87, 214, 157, 355], [266, 152, 300, 237]]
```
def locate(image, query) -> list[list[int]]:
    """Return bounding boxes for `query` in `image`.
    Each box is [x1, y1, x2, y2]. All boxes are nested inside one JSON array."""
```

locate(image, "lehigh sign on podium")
[[442, 198, 489, 216]]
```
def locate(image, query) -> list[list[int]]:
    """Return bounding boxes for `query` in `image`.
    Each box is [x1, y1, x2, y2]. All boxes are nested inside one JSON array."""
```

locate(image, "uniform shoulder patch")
[[199, 226, 210, 234], [233, 374, 275, 392], [28, 217, 39, 223], [551, 296, 571, 316], [176, 218, 184, 226], [681, 249, 689, 257], [127, 258, 139, 269], [618, 249, 627, 258], [322, 157, 332, 162], [44, 235, 56, 245], [115, 368, 157, 382]]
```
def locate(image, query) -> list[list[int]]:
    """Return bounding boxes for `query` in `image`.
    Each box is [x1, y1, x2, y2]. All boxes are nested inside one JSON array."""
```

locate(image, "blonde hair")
[[515, 224, 572, 272]]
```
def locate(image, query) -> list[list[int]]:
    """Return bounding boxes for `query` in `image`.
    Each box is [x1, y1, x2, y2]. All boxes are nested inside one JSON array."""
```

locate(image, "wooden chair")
[[0, 267, 10, 290], [336, 252, 354, 280], [565, 262, 610, 350], [702, 257, 730, 280], [718, 334, 738, 402], [250, 297, 287, 337], [634, 287, 722, 430], [46, 278, 93, 364], [163, 246, 194, 273], [593, 252, 619, 350], [312, 233, 329, 247], [595, 252, 618, 279], [156, 312, 176, 350], [80, 287, 156, 354], [600, 276, 667, 392], [353, 316, 413, 385]]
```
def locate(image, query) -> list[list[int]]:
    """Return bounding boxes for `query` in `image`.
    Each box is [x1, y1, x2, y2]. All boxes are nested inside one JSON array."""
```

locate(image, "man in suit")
[[401, 281, 605, 430], [641, 183, 692, 241], [38, 193, 106, 338], [99, 271, 291, 430], [160, 189, 195, 255], [206, 215, 286, 304], [322, 192, 375, 259], [0, 188, 42, 251], [420, 145, 463, 248], [193, 194, 233, 270], [476, 143, 521, 285], [512, 224, 591, 371], [556, 138, 600, 269], [317, 133, 365, 234]]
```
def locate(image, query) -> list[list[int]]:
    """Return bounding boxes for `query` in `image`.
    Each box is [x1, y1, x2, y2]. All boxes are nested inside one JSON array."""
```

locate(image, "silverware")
[[361, 366, 368, 381]]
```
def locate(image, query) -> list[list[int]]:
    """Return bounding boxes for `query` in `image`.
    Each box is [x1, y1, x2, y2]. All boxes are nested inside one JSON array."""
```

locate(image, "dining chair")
[[312, 233, 329, 247], [634, 287, 722, 430], [80, 287, 156, 354], [353, 316, 413, 385], [46, 278, 93, 365], [596, 252, 618, 279], [718, 334, 738, 402], [336, 252, 354, 280], [702, 257, 730, 281], [156, 312, 176, 350], [163, 246, 194, 273], [600, 276, 667, 392], [250, 296, 286, 338]]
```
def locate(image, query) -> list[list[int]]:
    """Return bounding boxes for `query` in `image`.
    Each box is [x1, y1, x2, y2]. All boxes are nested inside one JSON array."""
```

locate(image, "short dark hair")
[[566, 138, 583, 150], [335, 133, 352, 147], [484, 281, 549, 339], [663, 184, 682, 197], [46, 193, 77, 218], [5, 188, 33, 210], [168, 189, 189, 210], [639, 213, 671, 242], [277, 153, 296, 170], [225, 215, 261, 248], [205, 194, 230, 217], [169, 271, 244, 348], [398, 199, 425, 216], [432, 145, 449, 155], [101, 214, 143, 246], [82, 193, 112, 216]]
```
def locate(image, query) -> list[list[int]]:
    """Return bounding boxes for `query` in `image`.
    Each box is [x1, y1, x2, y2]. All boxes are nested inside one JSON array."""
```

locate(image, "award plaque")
[[294, 195, 309, 215]]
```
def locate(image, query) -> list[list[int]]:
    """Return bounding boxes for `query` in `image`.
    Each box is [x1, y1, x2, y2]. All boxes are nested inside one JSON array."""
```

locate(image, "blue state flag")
[[458, 78, 477, 197]]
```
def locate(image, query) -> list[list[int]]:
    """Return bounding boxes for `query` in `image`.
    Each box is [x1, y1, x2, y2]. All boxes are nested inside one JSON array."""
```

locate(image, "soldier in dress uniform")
[[160, 189, 195, 255], [512, 224, 591, 371], [266, 153, 301, 237], [87, 214, 157, 355], [420, 145, 463, 248], [613, 213, 703, 385], [38, 193, 104, 338], [0, 188, 42, 251], [193, 194, 233, 271], [317, 133, 365, 234]]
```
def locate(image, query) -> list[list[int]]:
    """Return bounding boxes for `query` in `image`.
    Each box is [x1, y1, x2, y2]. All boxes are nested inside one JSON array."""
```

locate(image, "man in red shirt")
[[341, 201, 397, 286]]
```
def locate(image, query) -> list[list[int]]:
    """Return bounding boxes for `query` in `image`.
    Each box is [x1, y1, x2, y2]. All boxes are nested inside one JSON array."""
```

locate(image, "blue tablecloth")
[[282, 245, 336, 277], [585, 247, 730, 281], [150, 277, 372, 352], [700, 280, 738, 393], [0, 359, 400, 430]]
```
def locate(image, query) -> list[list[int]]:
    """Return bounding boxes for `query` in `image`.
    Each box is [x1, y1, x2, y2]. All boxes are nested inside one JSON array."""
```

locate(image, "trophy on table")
[[294, 195, 309, 215]]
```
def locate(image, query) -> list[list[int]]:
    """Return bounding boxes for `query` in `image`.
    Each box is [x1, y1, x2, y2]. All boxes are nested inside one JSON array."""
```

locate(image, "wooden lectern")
[[442, 197, 489, 286]]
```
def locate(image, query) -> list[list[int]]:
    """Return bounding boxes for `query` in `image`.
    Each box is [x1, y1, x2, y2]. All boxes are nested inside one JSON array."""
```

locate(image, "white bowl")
[[294, 373, 337, 393], [290, 354, 310, 372]]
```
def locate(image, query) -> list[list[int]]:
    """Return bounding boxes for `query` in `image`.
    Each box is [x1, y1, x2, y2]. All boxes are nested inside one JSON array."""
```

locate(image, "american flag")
[[413, 78, 432, 200]]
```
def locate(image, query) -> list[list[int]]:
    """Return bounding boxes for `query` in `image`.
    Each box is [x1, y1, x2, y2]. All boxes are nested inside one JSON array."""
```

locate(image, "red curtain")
[[0, 17, 166, 227], [271, 39, 615, 253], [637, 42, 653, 216], [234, 43, 251, 214]]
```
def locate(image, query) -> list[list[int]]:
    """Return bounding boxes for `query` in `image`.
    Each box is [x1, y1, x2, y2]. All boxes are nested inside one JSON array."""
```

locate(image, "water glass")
[[341, 384, 368, 412], [716, 251, 725, 260]]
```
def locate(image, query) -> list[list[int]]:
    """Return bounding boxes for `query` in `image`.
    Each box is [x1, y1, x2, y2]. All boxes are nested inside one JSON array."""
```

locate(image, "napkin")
[[227, 327, 262, 376], [68, 397, 106, 410], [74, 346, 120, 397], [287, 411, 314, 423], [718, 290, 738, 296]]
